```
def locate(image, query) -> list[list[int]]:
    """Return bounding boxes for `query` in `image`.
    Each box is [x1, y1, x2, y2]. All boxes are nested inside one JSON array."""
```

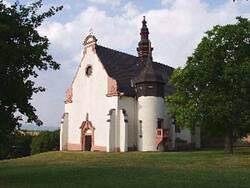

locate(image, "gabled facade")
[[60, 17, 200, 152]]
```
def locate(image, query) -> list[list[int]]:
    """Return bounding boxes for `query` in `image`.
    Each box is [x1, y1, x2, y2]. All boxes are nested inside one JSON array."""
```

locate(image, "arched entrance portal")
[[80, 114, 95, 151]]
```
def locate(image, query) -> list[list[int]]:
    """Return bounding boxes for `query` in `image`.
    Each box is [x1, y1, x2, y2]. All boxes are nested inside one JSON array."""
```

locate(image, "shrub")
[[0, 131, 33, 160], [10, 133, 32, 158], [31, 130, 59, 155]]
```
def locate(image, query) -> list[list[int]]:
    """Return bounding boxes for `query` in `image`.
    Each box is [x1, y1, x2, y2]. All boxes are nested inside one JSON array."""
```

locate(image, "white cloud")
[[161, 0, 176, 7], [122, 2, 139, 18], [146, 0, 244, 67], [35, 0, 250, 128], [2, 0, 11, 7], [40, 0, 250, 68], [39, 5, 140, 68], [87, 0, 121, 6], [63, 4, 71, 11]]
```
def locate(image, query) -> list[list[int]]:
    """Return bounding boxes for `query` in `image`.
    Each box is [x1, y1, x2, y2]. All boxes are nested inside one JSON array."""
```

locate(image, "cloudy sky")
[[4, 0, 250, 129]]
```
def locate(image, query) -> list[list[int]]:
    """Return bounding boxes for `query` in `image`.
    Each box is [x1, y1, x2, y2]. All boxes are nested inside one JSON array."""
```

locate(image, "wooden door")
[[85, 135, 92, 151]]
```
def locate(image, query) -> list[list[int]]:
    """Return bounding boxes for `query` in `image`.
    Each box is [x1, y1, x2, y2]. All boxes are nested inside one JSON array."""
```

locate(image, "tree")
[[0, 0, 62, 159], [167, 17, 250, 153]]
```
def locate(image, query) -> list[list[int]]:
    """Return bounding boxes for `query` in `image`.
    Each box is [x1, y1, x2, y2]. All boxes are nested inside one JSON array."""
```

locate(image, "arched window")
[[85, 65, 92, 77]]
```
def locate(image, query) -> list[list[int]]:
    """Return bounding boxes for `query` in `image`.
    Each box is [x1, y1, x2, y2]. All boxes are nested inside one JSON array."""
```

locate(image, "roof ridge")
[[96, 44, 174, 70], [96, 44, 138, 59], [96, 44, 174, 69], [153, 61, 174, 69]]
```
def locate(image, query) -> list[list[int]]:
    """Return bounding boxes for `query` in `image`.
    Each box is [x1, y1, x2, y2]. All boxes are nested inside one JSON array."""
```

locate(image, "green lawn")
[[1, 149, 250, 188]]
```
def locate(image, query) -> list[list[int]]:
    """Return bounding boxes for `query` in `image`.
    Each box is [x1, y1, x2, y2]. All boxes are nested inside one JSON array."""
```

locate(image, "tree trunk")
[[224, 130, 233, 154]]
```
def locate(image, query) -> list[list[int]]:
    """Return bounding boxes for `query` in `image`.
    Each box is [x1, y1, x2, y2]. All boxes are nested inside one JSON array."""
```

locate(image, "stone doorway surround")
[[80, 113, 95, 151]]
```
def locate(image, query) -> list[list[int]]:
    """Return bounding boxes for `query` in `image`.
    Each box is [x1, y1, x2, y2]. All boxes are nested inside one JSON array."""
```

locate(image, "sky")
[[3, 0, 250, 130]]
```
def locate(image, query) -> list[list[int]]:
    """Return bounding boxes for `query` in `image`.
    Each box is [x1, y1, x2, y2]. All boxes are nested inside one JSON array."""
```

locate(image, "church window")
[[157, 118, 163, 129], [139, 120, 142, 138], [85, 65, 92, 76], [148, 85, 154, 89]]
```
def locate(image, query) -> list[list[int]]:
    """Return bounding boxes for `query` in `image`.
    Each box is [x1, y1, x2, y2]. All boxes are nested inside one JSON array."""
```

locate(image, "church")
[[60, 17, 200, 152]]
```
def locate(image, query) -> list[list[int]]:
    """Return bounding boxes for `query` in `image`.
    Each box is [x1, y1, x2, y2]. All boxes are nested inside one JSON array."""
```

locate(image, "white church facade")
[[60, 17, 200, 152]]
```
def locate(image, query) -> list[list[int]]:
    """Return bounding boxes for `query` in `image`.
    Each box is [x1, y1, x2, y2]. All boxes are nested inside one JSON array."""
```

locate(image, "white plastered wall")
[[108, 109, 116, 152], [118, 96, 137, 150], [65, 46, 118, 150], [119, 109, 128, 152], [137, 96, 166, 151], [60, 113, 68, 151]]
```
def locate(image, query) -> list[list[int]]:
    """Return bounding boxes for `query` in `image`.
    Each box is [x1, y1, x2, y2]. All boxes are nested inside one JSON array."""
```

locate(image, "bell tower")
[[137, 16, 153, 62], [135, 18, 167, 151]]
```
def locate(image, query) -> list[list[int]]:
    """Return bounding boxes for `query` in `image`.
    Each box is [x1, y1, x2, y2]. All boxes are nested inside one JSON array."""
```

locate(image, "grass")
[[1, 148, 250, 188]]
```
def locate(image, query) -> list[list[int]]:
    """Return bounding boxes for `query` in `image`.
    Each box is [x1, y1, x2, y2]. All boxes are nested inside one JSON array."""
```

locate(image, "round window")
[[85, 65, 92, 77]]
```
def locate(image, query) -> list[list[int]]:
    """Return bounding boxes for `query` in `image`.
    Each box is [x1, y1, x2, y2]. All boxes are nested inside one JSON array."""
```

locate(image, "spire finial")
[[142, 16, 147, 27], [89, 28, 93, 35], [86, 113, 89, 121], [83, 29, 97, 46], [137, 16, 153, 62]]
